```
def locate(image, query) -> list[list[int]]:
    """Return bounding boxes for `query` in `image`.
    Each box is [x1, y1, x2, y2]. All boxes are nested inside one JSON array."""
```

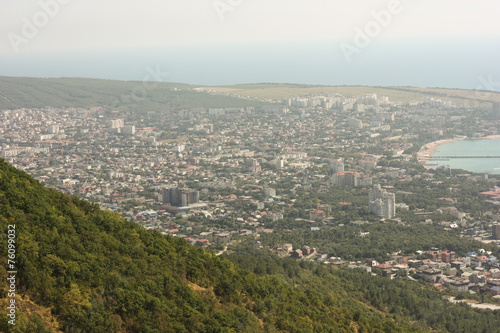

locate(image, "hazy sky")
[[1, 1, 499, 88], [2, 0, 499, 55]]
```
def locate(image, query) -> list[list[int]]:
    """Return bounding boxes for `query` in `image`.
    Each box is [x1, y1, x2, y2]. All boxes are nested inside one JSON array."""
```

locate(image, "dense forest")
[[1, 159, 499, 332]]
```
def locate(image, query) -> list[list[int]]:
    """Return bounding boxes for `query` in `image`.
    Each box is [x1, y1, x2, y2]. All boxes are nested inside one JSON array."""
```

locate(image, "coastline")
[[417, 135, 500, 166]]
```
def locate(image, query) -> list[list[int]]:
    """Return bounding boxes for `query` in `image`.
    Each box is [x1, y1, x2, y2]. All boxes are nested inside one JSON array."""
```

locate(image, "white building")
[[108, 119, 124, 129], [173, 144, 185, 153], [369, 184, 395, 219]]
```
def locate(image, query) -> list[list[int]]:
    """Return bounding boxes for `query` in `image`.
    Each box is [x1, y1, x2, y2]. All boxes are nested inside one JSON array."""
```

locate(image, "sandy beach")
[[417, 134, 500, 166], [417, 138, 462, 165]]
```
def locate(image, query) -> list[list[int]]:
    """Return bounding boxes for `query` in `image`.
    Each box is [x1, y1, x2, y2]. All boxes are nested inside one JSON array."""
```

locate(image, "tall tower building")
[[492, 223, 500, 240], [369, 184, 396, 219], [331, 159, 344, 173], [162, 188, 200, 207], [122, 125, 135, 135], [49, 125, 60, 134]]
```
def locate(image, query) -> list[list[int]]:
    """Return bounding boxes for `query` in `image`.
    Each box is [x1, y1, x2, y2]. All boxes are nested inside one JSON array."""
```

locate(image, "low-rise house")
[[310, 209, 326, 221], [461, 272, 473, 281], [302, 246, 311, 255], [470, 273, 487, 284], [419, 268, 442, 283], [490, 268, 500, 279], [195, 239, 210, 247], [199, 232, 213, 241], [283, 244, 293, 253], [239, 229, 253, 236], [215, 232, 231, 244], [450, 279, 469, 292], [292, 249, 303, 258]]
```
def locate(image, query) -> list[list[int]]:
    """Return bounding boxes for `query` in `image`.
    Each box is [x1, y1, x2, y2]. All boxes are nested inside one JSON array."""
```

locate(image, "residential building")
[[369, 184, 396, 219], [493, 102, 500, 119], [331, 171, 361, 187], [264, 188, 277, 197], [162, 187, 200, 207], [492, 223, 500, 240], [310, 209, 326, 221], [330, 159, 344, 173]]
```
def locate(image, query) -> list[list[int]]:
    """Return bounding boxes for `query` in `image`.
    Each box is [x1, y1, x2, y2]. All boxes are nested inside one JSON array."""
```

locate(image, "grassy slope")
[[199, 84, 500, 104]]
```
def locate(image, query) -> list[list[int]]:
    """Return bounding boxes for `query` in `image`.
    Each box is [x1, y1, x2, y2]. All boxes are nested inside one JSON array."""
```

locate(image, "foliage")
[[0, 76, 264, 111], [227, 248, 500, 333], [1, 160, 499, 332], [0, 160, 423, 332]]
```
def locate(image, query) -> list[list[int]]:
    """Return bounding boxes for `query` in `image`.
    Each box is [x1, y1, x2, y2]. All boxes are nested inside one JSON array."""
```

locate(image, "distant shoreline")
[[417, 135, 500, 166]]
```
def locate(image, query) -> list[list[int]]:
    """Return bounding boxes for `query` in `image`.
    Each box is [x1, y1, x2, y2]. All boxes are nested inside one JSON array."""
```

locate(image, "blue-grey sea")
[[1, 36, 499, 89], [432, 138, 500, 175]]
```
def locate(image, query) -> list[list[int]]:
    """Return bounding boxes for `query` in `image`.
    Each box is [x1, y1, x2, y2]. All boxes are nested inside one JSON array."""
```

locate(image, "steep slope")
[[0, 159, 425, 332]]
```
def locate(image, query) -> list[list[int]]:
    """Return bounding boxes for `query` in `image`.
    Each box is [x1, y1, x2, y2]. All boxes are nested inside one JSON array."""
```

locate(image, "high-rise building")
[[493, 102, 500, 120], [108, 119, 124, 128], [331, 171, 360, 187], [49, 125, 60, 134], [369, 184, 396, 219], [162, 188, 200, 207], [173, 144, 185, 153], [264, 188, 277, 198], [122, 125, 135, 135], [330, 159, 344, 173], [275, 159, 285, 168], [492, 223, 500, 240]]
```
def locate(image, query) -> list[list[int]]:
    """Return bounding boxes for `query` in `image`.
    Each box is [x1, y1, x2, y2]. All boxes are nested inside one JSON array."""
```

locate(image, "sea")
[[431, 138, 500, 175], [1, 36, 499, 89]]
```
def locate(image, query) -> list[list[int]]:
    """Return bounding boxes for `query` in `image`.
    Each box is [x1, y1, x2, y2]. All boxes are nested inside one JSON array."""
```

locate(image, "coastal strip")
[[417, 138, 461, 166], [417, 134, 500, 167]]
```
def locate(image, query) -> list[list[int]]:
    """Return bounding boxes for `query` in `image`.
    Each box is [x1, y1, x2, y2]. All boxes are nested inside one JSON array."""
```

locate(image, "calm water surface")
[[432, 139, 500, 174]]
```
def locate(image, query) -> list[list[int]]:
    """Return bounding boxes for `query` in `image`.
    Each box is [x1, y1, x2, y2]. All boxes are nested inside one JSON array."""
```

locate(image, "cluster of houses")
[[2, 92, 500, 284], [350, 249, 500, 296]]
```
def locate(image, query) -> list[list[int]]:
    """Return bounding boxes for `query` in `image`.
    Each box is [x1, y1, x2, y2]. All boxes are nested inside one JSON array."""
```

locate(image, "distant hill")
[[0, 76, 264, 111], [199, 84, 500, 105], [2, 76, 499, 112]]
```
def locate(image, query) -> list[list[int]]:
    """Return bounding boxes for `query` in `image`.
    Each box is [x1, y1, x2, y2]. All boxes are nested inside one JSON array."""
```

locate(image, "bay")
[[432, 138, 500, 175]]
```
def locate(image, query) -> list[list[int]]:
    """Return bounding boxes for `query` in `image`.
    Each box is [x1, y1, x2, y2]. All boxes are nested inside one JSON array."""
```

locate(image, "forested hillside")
[[0, 76, 263, 111], [0, 159, 418, 332], [0, 159, 499, 332]]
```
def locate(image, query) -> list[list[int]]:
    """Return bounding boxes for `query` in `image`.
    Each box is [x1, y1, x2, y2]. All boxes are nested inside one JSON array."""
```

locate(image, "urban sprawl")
[[2, 91, 500, 297]]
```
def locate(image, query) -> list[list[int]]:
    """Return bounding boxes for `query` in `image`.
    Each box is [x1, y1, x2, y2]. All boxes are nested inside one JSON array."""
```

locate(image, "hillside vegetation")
[[0, 160, 422, 332], [1, 161, 500, 332], [2, 76, 499, 113], [0, 76, 263, 111]]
